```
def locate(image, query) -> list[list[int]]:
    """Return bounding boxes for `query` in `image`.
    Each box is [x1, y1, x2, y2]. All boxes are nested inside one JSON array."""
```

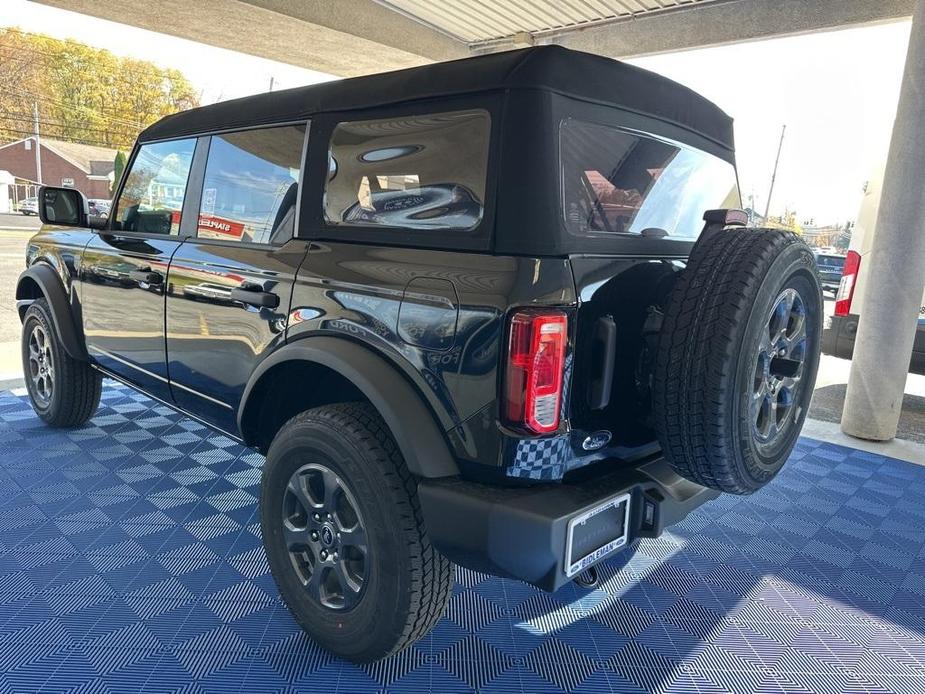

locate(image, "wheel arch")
[[238, 337, 460, 479], [16, 263, 88, 361]]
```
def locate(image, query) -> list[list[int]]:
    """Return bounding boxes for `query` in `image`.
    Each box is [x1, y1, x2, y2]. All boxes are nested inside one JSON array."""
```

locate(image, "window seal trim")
[[136, 119, 309, 145]]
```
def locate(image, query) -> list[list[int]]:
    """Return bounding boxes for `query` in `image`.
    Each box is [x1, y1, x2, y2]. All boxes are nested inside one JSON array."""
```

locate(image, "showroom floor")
[[0, 384, 923, 694]]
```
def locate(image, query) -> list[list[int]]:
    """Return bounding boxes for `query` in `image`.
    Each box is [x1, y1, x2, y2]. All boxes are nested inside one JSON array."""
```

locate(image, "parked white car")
[[19, 197, 38, 215]]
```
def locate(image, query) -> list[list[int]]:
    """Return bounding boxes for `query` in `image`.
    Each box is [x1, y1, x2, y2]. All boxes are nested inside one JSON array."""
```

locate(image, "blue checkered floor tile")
[[1, 382, 924, 693]]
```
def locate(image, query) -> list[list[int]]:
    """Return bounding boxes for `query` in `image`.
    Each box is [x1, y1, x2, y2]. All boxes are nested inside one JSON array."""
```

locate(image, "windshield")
[[560, 119, 740, 239]]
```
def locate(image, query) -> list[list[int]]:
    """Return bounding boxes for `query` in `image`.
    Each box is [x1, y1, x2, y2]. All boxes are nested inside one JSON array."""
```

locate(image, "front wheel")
[[260, 403, 453, 662], [21, 299, 102, 427]]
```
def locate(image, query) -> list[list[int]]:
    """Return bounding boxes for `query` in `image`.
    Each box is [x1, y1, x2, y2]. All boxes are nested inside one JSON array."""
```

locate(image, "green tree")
[[111, 150, 127, 194], [0, 28, 199, 149]]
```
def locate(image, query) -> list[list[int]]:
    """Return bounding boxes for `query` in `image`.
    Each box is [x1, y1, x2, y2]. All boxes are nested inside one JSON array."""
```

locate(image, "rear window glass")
[[560, 119, 740, 239], [324, 109, 490, 231], [815, 255, 845, 269]]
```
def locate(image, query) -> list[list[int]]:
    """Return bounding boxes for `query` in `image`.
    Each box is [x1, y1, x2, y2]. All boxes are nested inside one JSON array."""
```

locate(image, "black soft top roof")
[[139, 45, 733, 151]]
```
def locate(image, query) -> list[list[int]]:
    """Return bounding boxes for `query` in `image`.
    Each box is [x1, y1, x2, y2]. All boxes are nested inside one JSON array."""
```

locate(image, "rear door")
[[81, 137, 199, 401], [165, 123, 309, 433]]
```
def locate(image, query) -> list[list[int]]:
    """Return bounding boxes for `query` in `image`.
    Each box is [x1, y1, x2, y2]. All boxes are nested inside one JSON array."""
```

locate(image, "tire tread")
[[23, 299, 101, 428], [653, 228, 813, 494], [272, 402, 452, 661]]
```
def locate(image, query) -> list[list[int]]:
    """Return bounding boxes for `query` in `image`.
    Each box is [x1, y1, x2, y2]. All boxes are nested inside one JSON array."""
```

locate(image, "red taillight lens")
[[504, 310, 567, 434], [835, 250, 861, 317]]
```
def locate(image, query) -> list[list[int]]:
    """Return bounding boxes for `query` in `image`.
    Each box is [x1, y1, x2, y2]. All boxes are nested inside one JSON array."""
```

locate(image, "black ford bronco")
[[17, 46, 821, 662]]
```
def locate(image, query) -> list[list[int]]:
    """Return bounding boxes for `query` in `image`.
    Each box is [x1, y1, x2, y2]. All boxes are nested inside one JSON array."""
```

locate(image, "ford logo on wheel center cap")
[[582, 430, 612, 451]]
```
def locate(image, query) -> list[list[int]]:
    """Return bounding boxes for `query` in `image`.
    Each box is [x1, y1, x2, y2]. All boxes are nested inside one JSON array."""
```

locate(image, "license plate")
[[564, 493, 631, 578]]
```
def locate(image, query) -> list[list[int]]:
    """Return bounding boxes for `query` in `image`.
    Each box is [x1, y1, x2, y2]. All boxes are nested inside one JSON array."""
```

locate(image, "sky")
[[0, 1, 913, 226], [629, 21, 911, 226]]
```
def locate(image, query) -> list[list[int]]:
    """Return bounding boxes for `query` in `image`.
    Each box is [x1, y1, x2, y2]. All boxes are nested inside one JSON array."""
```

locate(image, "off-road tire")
[[653, 228, 822, 494], [260, 402, 453, 662], [21, 299, 102, 427]]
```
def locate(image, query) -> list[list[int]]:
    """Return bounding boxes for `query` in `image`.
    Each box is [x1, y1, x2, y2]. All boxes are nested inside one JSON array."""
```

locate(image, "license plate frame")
[[564, 492, 632, 578]]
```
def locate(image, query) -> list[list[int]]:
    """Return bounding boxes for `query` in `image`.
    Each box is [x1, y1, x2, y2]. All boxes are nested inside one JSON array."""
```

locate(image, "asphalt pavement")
[[0, 211, 41, 233], [0, 215, 35, 378]]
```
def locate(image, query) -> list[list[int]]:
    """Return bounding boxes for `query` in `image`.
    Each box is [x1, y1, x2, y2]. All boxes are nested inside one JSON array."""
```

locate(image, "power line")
[[0, 111, 138, 136], [0, 126, 133, 149], [4, 85, 147, 129], [0, 109, 138, 138]]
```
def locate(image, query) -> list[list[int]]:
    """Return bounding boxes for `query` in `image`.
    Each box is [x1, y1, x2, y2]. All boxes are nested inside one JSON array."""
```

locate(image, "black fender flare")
[[238, 337, 459, 479], [16, 264, 88, 361]]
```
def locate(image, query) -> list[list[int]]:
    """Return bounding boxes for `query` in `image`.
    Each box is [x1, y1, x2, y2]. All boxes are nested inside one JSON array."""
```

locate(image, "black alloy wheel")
[[282, 462, 369, 611]]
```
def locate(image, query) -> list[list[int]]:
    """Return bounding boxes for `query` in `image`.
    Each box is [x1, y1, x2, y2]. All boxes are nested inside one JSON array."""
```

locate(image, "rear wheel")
[[653, 228, 822, 494], [260, 403, 453, 662], [21, 299, 101, 427]]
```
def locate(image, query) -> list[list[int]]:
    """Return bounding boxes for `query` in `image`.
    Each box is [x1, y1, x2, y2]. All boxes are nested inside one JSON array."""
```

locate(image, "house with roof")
[[0, 136, 118, 201]]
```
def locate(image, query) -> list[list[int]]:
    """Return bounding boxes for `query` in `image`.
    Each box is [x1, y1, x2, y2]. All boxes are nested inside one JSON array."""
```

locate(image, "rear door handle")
[[231, 286, 279, 308], [129, 268, 162, 284]]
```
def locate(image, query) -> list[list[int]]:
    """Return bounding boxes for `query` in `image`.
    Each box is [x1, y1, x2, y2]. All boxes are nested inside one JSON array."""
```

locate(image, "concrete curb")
[[802, 417, 925, 467]]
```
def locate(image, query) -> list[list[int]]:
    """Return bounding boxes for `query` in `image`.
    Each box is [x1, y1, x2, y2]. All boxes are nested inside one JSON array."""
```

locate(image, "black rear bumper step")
[[419, 458, 719, 592]]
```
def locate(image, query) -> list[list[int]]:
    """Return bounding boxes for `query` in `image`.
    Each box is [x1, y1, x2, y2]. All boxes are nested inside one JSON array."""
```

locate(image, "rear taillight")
[[503, 310, 568, 434], [835, 250, 861, 317]]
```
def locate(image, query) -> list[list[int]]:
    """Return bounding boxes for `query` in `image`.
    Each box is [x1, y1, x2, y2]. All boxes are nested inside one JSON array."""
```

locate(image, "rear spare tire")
[[653, 228, 822, 494]]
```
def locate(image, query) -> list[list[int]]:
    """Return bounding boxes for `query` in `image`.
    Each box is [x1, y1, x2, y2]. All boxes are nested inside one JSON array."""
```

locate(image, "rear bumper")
[[419, 458, 719, 592], [822, 312, 859, 360], [822, 312, 925, 374]]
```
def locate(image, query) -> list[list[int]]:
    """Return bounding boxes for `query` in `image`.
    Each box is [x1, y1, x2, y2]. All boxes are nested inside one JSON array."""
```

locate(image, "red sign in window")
[[198, 215, 246, 240]]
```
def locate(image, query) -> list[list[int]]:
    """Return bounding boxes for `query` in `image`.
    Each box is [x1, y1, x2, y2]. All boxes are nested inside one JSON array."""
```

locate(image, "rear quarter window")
[[324, 109, 490, 232], [560, 119, 740, 240]]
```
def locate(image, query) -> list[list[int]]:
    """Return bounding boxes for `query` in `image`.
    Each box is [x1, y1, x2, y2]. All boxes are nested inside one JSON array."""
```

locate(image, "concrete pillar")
[[842, 0, 925, 440]]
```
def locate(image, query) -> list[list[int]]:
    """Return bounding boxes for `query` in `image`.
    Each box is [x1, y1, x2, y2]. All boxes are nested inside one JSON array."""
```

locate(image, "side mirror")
[[38, 186, 89, 227]]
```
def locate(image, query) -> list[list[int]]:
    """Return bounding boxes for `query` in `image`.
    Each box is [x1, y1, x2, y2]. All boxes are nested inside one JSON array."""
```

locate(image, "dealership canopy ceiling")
[[34, 0, 915, 76]]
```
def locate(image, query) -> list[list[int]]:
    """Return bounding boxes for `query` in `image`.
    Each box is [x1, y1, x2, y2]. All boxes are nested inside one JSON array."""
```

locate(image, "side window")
[[197, 124, 306, 245], [115, 139, 196, 234], [324, 109, 490, 231]]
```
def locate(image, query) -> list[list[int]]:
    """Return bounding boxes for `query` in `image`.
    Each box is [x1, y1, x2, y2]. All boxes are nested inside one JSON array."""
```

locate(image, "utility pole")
[[763, 124, 786, 221], [268, 76, 275, 92], [33, 101, 43, 185]]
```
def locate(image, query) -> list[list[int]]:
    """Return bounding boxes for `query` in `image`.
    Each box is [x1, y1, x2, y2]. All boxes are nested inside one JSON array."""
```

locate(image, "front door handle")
[[230, 286, 279, 308], [129, 268, 162, 284]]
